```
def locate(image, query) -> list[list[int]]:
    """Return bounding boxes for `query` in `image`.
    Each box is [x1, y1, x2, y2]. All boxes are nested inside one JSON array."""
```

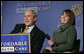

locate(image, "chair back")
[[73, 39, 80, 53]]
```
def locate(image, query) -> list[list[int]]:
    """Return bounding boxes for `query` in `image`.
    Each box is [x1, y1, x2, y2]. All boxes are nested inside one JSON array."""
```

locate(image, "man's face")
[[24, 11, 37, 27]]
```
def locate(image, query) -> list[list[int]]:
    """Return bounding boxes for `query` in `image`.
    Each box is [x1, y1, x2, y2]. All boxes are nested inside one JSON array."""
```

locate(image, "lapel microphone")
[[20, 28, 23, 33]]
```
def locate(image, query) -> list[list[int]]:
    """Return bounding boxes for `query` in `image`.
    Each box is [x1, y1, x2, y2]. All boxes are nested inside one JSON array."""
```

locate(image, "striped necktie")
[[23, 27, 29, 33]]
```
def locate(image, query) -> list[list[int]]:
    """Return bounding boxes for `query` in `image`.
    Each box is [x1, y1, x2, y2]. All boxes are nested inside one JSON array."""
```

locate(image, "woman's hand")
[[48, 39, 54, 45], [46, 47, 52, 51]]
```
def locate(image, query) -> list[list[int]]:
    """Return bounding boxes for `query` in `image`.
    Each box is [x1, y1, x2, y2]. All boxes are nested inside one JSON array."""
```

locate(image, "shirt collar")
[[29, 25, 35, 29], [26, 25, 35, 29], [26, 25, 35, 33]]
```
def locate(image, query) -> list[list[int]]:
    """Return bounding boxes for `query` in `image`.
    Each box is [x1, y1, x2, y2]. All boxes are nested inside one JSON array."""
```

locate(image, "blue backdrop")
[[1, 1, 83, 53]]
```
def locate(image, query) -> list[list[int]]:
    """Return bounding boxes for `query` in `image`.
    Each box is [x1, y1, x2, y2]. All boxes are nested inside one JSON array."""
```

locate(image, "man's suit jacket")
[[11, 24, 46, 53]]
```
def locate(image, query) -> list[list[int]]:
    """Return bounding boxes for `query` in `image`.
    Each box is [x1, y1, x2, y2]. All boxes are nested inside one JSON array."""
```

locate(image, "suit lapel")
[[30, 25, 38, 39]]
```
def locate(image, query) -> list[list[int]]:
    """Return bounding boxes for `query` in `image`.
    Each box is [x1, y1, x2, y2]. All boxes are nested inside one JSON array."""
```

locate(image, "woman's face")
[[60, 12, 70, 24]]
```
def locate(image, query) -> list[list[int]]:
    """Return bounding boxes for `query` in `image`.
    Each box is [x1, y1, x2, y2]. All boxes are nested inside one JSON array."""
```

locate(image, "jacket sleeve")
[[52, 26, 77, 52], [31, 32, 45, 53]]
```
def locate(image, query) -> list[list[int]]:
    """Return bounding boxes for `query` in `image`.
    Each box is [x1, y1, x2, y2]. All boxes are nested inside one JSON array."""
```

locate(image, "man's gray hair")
[[25, 9, 37, 17]]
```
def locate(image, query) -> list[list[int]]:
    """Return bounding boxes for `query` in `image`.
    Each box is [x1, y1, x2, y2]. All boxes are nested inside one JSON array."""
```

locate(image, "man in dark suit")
[[11, 9, 46, 53]]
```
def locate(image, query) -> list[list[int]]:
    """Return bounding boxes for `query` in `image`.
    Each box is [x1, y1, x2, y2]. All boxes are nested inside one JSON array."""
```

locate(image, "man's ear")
[[34, 17, 37, 21]]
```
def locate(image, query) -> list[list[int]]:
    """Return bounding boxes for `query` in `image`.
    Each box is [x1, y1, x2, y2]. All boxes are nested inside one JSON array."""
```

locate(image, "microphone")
[[45, 34, 50, 40]]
